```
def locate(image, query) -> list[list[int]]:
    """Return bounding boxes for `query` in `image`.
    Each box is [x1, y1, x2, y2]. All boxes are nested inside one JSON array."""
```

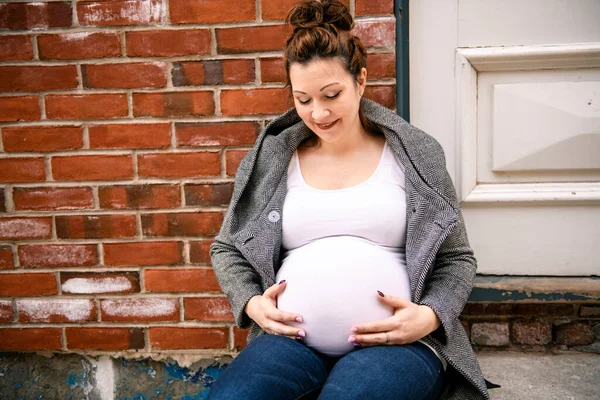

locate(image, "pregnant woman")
[[208, 1, 488, 399]]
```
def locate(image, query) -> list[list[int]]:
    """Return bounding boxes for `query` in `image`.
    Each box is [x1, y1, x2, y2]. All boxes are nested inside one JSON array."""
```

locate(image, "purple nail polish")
[[296, 316, 304, 323], [279, 280, 287, 285], [295, 336, 303, 342], [348, 336, 356, 343], [354, 343, 362, 349], [377, 290, 384, 297], [297, 330, 305, 337], [351, 327, 358, 333]]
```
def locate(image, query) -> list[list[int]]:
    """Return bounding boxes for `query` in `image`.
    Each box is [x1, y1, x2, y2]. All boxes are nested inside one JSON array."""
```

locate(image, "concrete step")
[[478, 351, 600, 399]]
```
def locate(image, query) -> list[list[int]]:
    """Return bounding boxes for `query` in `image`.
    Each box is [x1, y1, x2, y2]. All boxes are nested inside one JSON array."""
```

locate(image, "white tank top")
[[276, 141, 411, 356]]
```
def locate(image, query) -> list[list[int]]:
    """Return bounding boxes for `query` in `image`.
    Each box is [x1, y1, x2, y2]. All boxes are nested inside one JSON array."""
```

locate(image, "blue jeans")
[[207, 335, 446, 400]]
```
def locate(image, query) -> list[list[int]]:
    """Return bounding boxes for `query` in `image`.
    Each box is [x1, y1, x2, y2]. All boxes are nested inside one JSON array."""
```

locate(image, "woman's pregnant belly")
[[275, 236, 411, 356]]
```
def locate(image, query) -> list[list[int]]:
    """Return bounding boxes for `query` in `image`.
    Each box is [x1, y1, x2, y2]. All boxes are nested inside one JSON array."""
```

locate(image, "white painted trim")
[[455, 43, 600, 203], [455, 51, 478, 202], [464, 183, 600, 203], [458, 42, 600, 71]]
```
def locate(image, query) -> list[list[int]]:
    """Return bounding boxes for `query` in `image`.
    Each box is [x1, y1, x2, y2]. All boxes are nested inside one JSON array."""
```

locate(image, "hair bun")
[[287, 0, 354, 32]]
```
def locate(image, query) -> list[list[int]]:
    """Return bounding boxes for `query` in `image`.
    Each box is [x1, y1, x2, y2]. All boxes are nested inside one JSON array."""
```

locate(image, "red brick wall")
[[0, 0, 396, 353]]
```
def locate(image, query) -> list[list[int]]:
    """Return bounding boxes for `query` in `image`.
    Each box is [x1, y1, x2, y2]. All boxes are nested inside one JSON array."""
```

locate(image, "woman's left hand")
[[348, 292, 441, 347]]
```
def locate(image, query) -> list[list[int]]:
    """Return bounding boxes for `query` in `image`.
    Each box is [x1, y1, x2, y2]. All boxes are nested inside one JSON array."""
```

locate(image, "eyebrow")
[[292, 82, 340, 94]]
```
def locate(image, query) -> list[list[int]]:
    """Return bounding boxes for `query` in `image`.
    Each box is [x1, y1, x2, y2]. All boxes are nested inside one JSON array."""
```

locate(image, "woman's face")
[[289, 58, 366, 144]]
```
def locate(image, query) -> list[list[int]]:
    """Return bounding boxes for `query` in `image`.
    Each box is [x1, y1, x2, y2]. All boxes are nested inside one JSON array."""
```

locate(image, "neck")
[[318, 122, 370, 156]]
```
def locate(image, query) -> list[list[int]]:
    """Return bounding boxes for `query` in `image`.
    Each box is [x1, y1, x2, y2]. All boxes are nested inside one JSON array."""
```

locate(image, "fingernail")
[[351, 327, 358, 333], [279, 280, 286, 285], [295, 336, 303, 342], [348, 336, 356, 343], [296, 316, 304, 323], [297, 330, 305, 337], [354, 343, 362, 349], [377, 290, 384, 297]]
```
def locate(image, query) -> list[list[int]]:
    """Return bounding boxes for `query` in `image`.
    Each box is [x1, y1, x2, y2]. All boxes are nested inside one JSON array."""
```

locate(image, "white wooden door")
[[409, 0, 600, 275]]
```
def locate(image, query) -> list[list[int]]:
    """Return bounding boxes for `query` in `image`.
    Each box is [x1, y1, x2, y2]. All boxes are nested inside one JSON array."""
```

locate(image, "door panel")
[[410, 0, 600, 275]]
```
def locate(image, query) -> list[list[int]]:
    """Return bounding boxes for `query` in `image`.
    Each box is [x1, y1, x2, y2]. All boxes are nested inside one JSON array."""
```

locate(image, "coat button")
[[268, 211, 280, 223]]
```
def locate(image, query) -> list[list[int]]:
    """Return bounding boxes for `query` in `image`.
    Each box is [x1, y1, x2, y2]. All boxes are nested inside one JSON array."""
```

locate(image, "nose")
[[311, 101, 330, 121]]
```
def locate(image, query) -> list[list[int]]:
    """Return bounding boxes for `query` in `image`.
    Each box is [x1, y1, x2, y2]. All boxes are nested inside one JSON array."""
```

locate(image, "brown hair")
[[284, 0, 381, 138]]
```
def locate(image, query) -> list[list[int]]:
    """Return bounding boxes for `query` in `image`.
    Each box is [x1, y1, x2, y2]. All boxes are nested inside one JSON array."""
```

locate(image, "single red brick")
[[104, 241, 184, 266], [55, 214, 137, 239], [0, 35, 33, 61], [184, 297, 234, 322], [138, 152, 220, 178], [222, 59, 256, 85], [367, 52, 396, 80], [61, 271, 140, 295], [142, 212, 223, 237], [101, 298, 179, 322], [17, 299, 96, 323], [83, 63, 167, 89], [38, 32, 121, 60], [354, 19, 396, 48], [364, 85, 396, 110], [185, 183, 233, 207], [189, 240, 213, 265], [0, 328, 62, 351], [13, 187, 93, 211], [0, 157, 45, 183], [0, 273, 57, 297], [0, 246, 13, 270], [471, 322, 509, 347], [221, 88, 293, 116], [66, 327, 144, 350], [2, 125, 83, 152], [261, 0, 349, 21], [132, 91, 215, 117], [52, 155, 133, 181], [149, 327, 228, 349], [356, 0, 394, 15], [579, 306, 600, 318], [0, 2, 72, 30], [45, 94, 128, 120], [18, 244, 98, 268], [0, 96, 40, 122], [89, 123, 171, 149], [0, 300, 13, 323], [226, 150, 249, 176], [511, 320, 552, 345], [144, 268, 220, 292], [216, 25, 289, 54], [233, 327, 249, 350], [173, 59, 256, 86], [99, 184, 181, 209], [169, 0, 255, 24], [461, 303, 486, 315], [126, 29, 210, 57], [554, 321, 594, 346], [260, 57, 286, 83], [0, 65, 77, 92], [176, 122, 258, 147], [0, 217, 52, 240], [77, 0, 162, 27]]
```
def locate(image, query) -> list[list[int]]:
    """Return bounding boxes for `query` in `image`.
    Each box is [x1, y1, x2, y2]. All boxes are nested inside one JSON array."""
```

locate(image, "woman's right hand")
[[245, 281, 306, 340]]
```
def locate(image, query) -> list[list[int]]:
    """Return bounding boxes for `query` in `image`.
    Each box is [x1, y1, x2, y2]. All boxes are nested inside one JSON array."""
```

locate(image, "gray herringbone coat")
[[210, 99, 489, 399]]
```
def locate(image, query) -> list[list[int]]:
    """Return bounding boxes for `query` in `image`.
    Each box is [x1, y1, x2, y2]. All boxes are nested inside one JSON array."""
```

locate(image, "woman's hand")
[[245, 281, 306, 340], [348, 291, 441, 347]]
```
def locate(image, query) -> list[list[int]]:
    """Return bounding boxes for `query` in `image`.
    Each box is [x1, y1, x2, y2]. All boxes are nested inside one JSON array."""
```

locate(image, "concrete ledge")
[[478, 351, 600, 399], [470, 276, 600, 302]]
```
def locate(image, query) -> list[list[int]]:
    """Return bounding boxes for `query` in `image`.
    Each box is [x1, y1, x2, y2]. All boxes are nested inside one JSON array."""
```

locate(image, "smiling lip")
[[315, 119, 339, 130]]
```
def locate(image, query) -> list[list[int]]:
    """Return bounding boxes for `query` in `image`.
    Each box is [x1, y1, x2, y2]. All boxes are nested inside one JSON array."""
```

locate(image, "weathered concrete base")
[[2, 351, 599, 399], [479, 351, 600, 400], [0, 353, 232, 400]]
